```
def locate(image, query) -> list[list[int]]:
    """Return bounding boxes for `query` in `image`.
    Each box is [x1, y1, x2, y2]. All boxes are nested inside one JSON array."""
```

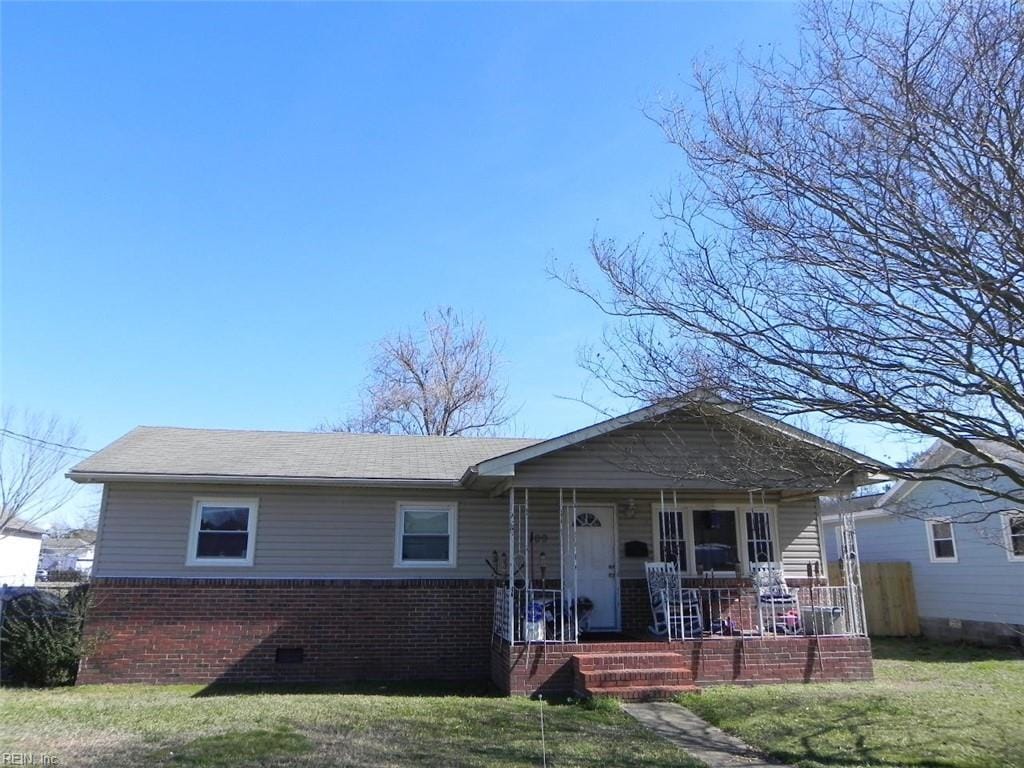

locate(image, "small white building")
[[0, 518, 45, 586]]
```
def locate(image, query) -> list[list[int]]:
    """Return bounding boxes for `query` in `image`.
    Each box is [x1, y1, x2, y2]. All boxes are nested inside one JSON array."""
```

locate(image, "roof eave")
[[66, 471, 463, 488], [820, 507, 891, 525]]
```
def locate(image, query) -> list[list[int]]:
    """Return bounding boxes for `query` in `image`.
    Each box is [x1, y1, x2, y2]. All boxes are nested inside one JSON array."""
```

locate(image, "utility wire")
[[0, 428, 95, 456]]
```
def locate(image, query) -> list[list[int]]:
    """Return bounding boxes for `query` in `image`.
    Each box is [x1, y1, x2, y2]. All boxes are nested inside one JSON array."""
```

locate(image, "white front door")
[[573, 505, 619, 631]]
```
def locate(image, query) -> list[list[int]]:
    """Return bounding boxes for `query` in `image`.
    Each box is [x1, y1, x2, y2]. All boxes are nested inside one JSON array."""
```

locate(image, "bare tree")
[[0, 409, 84, 534], [330, 307, 513, 436], [560, 0, 1024, 516]]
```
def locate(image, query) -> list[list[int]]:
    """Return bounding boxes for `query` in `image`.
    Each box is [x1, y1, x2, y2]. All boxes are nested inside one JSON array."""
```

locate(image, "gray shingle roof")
[[68, 426, 540, 483]]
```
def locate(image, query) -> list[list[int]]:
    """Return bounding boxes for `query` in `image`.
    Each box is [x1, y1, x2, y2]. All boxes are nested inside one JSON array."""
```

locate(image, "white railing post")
[[571, 488, 579, 642], [522, 488, 531, 643], [840, 511, 867, 636], [508, 487, 516, 643]]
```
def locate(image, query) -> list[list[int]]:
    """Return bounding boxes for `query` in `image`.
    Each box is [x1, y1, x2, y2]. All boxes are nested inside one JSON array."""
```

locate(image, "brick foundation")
[[80, 577, 872, 691], [493, 636, 874, 695], [79, 578, 496, 685]]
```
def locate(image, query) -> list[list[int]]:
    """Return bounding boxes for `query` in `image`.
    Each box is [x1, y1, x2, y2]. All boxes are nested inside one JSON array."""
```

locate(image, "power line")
[[0, 428, 96, 456]]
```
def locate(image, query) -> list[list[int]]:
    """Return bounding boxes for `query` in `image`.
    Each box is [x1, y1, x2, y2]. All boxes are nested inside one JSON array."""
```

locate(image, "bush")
[[580, 695, 620, 713], [0, 585, 90, 686]]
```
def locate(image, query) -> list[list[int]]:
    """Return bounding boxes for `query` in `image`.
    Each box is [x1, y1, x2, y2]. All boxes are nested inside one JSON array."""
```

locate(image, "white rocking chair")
[[645, 561, 703, 639], [750, 562, 800, 634]]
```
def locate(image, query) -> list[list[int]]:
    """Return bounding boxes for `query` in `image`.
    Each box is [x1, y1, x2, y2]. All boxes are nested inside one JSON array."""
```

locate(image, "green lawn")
[[679, 638, 1024, 768], [0, 681, 701, 768]]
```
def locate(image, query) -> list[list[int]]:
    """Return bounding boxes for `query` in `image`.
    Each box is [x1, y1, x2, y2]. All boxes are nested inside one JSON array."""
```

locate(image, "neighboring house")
[[0, 518, 45, 586], [68, 397, 879, 695], [824, 442, 1024, 647], [39, 531, 97, 576]]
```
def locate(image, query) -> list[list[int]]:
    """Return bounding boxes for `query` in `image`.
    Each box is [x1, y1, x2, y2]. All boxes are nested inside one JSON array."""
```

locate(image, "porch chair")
[[749, 562, 800, 635], [645, 561, 703, 639]]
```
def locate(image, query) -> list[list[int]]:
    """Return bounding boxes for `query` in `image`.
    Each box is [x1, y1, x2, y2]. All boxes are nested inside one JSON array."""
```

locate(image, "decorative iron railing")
[[655, 584, 867, 640], [492, 586, 579, 644]]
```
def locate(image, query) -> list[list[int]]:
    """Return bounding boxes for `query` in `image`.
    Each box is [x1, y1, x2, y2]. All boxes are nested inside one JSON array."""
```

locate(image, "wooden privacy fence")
[[828, 561, 920, 637]]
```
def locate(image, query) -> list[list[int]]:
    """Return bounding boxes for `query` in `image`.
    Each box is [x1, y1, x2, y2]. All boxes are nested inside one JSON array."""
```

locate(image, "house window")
[[395, 502, 457, 567], [656, 506, 688, 572], [693, 509, 739, 574], [1005, 512, 1024, 561], [746, 509, 776, 564], [187, 498, 258, 566], [927, 520, 958, 562]]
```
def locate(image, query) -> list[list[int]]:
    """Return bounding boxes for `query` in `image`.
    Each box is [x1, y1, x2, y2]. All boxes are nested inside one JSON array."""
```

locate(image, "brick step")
[[578, 667, 696, 688], [572, 652, 689, 671], [577, 684, 701, 702]]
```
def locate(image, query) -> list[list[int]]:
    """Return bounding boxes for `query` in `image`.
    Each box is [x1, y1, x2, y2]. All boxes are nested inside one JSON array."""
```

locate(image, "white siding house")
[[825, 444, 1024, 646]]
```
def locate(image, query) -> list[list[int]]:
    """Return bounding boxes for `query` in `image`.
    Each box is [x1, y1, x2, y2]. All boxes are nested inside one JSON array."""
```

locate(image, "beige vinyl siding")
[[95, 483, 508, 579], [509, 417, 850, 491], [95, 483, 825, 581], [774, 497, 825, 579]]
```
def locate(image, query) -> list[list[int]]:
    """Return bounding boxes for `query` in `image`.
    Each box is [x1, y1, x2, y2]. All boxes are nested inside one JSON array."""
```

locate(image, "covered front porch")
[[489, 486, 871, 697]]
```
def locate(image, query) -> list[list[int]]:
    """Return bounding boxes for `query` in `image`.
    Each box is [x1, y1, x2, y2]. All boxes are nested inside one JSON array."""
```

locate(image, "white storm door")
[[573, 505, 619, 630]]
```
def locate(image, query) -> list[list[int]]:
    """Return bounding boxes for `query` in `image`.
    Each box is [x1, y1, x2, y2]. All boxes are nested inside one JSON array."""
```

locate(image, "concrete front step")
[[581, 684, 700, 702], [573, 651, 690, 671]]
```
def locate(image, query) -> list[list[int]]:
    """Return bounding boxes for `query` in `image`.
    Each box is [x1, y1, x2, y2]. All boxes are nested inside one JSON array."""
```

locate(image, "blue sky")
[[1, 2, 916, 522]]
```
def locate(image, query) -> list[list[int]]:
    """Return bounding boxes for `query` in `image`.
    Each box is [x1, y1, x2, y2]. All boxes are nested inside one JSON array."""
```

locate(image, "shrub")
[[0, 585, 90, 686], [580, 695, 620, 713]]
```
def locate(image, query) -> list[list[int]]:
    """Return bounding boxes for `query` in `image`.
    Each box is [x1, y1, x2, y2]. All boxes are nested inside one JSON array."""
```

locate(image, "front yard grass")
[[0, 681, 702, 768], [679, 638, 1024, 768]]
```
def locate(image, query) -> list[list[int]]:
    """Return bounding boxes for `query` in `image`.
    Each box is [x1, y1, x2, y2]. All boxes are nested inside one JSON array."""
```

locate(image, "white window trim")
[[650, 503, 779, 577], [1003, 511, 1024, 562], [394, 501, 458, 569], [925, 518, 958, 563], [742, 506, 780, 570], [650, 502, 696, 576], [186, 497, 259, 567]]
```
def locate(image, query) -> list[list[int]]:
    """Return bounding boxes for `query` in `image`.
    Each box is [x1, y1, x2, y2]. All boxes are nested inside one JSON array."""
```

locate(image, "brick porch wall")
[[79, 578, 497, 685], [493, 636, 874, 695]]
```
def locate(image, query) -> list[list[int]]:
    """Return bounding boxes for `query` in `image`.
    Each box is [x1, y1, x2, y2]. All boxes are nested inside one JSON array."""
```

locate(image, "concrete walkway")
[[622, 702, 793, 768]]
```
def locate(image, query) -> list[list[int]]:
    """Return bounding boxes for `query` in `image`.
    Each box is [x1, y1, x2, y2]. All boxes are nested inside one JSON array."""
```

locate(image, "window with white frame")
[[187, 498, 258, 566], [395, 502, 457, 567], [927, 519, 958, 562], [654, 505, 778, 574], [1005, 512, 1024, 561], [745, 509, 775, 564], [693, 509, 740, 574], [655, 506, 689, 572]]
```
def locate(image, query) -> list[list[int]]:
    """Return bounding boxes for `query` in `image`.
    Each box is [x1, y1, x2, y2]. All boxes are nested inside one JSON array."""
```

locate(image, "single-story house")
[[69, 397, 877, 696], [0, 517, 46, 587], [824, 441, 1024, 647]]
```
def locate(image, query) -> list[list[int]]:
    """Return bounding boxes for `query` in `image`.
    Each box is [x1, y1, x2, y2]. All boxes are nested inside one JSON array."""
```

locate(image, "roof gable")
[[468, 394, 878, 487]]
